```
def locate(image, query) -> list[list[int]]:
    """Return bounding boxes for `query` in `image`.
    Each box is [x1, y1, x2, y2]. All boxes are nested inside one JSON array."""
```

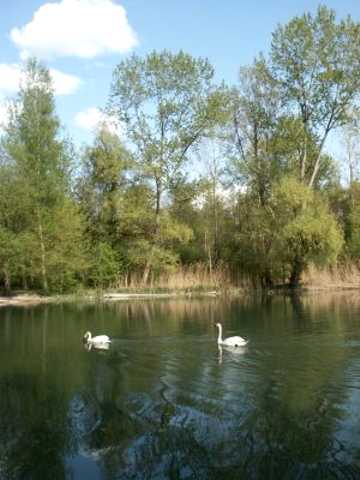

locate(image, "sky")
[[1, 0, 360, 148]]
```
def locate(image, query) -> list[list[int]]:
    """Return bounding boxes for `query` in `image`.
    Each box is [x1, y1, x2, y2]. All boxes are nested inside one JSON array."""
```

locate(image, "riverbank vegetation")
[[1, 6, 360, 294]]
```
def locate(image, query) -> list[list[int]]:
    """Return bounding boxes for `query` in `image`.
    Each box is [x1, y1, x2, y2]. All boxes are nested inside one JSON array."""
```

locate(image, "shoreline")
[[1, 285, 360, 307], [0, 290, 220, 307]]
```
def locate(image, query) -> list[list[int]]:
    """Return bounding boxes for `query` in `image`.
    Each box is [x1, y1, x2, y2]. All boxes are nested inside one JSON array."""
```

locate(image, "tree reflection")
[[0, 372, 73, 479], [0, 295, 360, 479], [66, 296, 360, 478]]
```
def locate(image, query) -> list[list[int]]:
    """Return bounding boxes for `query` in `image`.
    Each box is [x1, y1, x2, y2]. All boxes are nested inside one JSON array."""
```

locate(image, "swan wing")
[[93, 342, 110, 350], [223, 336, 247, 347], [92, 335, 111, 343]]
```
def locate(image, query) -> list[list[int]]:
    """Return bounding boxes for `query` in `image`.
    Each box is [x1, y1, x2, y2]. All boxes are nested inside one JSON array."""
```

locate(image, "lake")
[[0, 293, 360, 479]]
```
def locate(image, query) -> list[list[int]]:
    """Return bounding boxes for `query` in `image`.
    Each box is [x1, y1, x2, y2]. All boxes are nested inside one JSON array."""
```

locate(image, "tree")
[[78, 126, 132, 246], [77, 127, 164, 286], [341, 109, 360, 184], [0, 154, 26, 291], [271, 5, 360, 187], [195, 137, 230, 272], [229, 58, 282, 206], [347, 182, 360, 259], [223, 191, 277, 288], [2, 59, 87, 292], [108, 50, 229, 282], [271, 177, 344, 286]]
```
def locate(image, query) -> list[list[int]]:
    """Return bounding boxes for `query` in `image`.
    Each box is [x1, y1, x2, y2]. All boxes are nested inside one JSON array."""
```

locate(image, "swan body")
[[215, 323, 247, 347], [83, 331, 111, 345], [84, 341, 110, 352]]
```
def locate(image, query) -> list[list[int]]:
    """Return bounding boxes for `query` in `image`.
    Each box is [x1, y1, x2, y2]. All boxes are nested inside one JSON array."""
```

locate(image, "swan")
[[84, 341, 110, 352], [83, 331, 111, 345], [215, 323, 247, 347]]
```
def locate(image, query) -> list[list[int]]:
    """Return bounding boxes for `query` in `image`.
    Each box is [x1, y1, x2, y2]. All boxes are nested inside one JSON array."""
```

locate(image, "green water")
[[0, 294, 360, 479]]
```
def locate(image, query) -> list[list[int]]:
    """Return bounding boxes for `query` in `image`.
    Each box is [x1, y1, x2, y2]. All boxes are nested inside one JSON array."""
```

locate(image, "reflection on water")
[[84, 342, 111, 352], [0, 293, 360, 479], [217, 343, 248, 365]]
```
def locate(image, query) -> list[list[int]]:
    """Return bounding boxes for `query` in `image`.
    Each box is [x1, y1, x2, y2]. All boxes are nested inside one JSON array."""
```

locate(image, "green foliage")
[[228, 58, 282, 205], [0, 228, 21, 291], [271, 5, 360, 186], [347, 183, 360, 258], [0, 59, 88, 293], [1, 7, 360, 292], [225, 178, 344, 287], [223, 193, 277, 286], [44, 200, 89, 292], [78, 127, 133, 244], [90, 242, 121, 289], [109, 51, 229, 175], [159, 212, 193, 245], [123, 239, 179, 279], [108, 50, 229, 281], [271, 177, 344, 282], [6, 59, 67, 206]]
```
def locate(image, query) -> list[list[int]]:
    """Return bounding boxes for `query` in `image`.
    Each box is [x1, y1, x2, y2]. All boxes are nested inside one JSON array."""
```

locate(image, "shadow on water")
[[0, 294, 360, 478]]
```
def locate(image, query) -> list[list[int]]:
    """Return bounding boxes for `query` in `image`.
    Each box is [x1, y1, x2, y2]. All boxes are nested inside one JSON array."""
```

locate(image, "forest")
[[1, 5, 360, 294]]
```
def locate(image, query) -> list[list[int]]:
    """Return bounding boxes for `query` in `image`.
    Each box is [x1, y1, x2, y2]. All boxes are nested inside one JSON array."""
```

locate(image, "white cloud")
[[74, 107, 121, 135], [0, 63, 80, 96], [75, 107, 103, 130], [11, 0, 138, 60], [50, 68, 81, 95]]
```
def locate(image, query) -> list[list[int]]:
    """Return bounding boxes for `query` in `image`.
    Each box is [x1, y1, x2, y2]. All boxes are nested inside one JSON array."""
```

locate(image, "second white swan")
[[215, 323, 247, 347], [83, 331, 111, 345]]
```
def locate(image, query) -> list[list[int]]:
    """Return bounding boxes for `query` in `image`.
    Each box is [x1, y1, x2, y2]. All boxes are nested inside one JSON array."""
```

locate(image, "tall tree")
[[108, 50, 228, 282], [230, 58, 282, 206], [271, 5, 360, 187], [78, 126, 132, 245], [270, 176, 344, 286], [3, 59, 87, 292], [77, 126, 135, 287], [341, 109, 360, 185]]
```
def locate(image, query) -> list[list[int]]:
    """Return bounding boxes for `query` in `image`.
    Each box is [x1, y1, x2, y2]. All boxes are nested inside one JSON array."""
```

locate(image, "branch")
[[233, 112, 246, 162]]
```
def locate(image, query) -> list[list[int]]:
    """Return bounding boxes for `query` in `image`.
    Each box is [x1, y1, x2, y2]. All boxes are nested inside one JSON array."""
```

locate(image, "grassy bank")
[[1, 263, 360, 307]]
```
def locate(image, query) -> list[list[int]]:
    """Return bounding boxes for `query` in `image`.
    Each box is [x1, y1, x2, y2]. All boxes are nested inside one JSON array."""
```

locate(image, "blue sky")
[[1, 0, 360, 148]]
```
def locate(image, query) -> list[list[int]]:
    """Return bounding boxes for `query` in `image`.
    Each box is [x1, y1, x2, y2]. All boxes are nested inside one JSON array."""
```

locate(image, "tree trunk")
[[142, 178, 161, 284], [142, 256, 152, 285], [260, 268, 273, 289], [37, 209, 48, 292], [300, 139, 307, 181], [212, 175, 219, 265], [22, 266, 28, 290], [205, 231, 212, 277], [349, 149, 354, 185], [308, 129, 330, 188], [289, 255, 303, 288], [3, 265, 11, 294]]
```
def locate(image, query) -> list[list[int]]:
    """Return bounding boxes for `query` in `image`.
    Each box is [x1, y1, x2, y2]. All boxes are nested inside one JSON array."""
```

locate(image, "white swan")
[[215, 323, 247, 347], [84, 341, 110, 352], [83, 331, 111, 345]]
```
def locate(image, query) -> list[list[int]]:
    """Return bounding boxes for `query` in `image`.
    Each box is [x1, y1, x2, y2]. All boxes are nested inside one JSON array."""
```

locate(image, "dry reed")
[[302, 263, 360, 290], [111, 261, 360, 293], [113, 263, 233, 291]]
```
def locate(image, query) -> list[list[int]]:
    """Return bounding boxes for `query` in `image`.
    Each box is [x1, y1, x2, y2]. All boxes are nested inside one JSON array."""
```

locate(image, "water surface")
[[0, 293, 360, 479]]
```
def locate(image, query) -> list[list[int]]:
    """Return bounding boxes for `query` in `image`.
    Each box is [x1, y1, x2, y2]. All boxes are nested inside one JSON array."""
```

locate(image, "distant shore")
[[0, 293, 54, 307], [0, 290, 220, 307], [1, 284, 360, 307]]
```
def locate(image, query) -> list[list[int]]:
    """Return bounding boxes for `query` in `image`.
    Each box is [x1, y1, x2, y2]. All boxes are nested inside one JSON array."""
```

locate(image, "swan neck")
[[217, 324, 223, 344]]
